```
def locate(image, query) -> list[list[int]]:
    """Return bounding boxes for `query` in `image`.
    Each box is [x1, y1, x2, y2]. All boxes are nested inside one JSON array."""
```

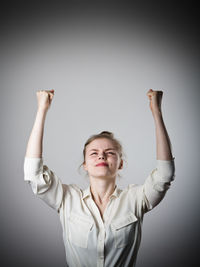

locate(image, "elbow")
[[156, 157, 175, 182], [30, 166, 53, 195]]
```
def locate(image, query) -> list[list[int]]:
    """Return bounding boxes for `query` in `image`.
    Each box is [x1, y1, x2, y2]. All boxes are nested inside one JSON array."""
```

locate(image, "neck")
[[89, 178, 116, 204]]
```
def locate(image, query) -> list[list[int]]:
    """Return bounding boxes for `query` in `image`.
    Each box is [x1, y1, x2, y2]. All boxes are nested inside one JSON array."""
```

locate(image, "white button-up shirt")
[[24, 157, 175, 267]]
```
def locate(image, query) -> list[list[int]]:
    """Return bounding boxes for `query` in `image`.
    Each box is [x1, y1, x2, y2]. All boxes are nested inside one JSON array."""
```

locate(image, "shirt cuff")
[[156, 156, 175, 181], [24, 157, 43, 181]]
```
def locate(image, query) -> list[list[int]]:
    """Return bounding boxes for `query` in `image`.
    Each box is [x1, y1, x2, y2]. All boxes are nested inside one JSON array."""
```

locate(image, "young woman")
[[24, 89, 175, 267]]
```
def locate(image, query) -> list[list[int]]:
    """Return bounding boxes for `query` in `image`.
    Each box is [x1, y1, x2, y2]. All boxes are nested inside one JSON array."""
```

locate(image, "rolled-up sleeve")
[[141, 157, 175, 213], [24, 157, 63, 212]]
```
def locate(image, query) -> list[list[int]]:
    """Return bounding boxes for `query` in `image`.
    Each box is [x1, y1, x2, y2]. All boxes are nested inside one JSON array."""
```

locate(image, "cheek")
[[84, 158, 94, 169], [110, 159, 120, 168]]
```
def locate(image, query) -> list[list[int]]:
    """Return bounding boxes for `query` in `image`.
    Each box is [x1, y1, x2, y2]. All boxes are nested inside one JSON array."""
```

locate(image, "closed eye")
[[89, 151, 116, 156]]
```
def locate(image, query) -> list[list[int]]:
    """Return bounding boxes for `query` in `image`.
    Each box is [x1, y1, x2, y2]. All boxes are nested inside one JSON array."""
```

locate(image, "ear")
[[83, 162, 88, 171], [118, 159, 123, 170]]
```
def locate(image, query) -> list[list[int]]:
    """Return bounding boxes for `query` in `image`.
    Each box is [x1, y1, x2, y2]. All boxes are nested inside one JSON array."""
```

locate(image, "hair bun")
[[99, 131, 114, 138]]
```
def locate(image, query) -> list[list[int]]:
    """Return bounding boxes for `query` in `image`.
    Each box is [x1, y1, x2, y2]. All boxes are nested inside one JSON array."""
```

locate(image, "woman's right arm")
[[24, 90, 64, 212], [25, 89, 54, 158]]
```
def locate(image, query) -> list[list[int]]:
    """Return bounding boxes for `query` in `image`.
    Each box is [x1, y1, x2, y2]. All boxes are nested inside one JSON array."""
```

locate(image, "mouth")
[[96, 163, 109, 167]]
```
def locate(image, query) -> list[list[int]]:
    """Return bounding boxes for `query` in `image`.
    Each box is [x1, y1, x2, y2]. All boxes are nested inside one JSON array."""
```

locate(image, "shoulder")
[[120, 184, 144, 197], [62, 183, 82, 196], [124, 183, 142, 191]]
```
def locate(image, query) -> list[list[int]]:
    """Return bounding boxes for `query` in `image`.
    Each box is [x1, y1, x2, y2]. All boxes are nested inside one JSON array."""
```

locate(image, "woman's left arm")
[[134, 89, 175, 214], [147, 89, 173, 160]]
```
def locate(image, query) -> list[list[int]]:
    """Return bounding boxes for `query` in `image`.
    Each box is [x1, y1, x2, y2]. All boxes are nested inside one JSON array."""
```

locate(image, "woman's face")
[[83, 138, 123, 180]]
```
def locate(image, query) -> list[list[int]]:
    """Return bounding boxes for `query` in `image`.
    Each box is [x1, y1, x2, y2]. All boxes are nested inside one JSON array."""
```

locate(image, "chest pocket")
[[111, 212, 138, 248], [68, 212, 94, 248]]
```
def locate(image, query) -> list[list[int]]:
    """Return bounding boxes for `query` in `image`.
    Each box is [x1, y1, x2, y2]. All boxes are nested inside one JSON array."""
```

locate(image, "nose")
[[98, 153, 105, 160]]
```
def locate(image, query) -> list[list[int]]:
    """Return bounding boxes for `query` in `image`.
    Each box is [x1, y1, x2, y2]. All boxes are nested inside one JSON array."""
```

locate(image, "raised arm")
[[147, 89, 173, 161], [134, 89, 175, 214], [24, 89, 64, 211], [25, 89, 54, 158]]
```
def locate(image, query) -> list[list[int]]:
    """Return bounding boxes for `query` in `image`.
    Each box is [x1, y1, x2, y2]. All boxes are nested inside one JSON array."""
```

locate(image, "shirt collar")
[[81, 184, 121, 200]]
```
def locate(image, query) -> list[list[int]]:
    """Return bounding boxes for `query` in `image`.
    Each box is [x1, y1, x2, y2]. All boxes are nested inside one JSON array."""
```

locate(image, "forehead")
[[86, 138, 116, 151]]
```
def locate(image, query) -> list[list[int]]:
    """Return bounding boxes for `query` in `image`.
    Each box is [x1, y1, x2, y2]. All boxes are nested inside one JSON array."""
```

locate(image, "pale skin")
[[25, 89, 173, 218], [83, 138, 123, 215]]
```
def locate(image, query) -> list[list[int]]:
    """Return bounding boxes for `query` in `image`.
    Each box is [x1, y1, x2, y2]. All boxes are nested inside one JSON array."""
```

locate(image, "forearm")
[[25, 108, 48, 158], [153, 111, 173, 161]]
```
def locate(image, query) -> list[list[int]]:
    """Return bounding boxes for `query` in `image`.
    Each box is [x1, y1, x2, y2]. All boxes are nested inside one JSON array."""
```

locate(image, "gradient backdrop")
[[1, 1, 200, 266]]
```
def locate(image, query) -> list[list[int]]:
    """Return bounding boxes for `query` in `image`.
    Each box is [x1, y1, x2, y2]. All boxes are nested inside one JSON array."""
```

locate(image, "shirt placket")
[[97, 226, 106, 267], [89, 198, 112, 267]]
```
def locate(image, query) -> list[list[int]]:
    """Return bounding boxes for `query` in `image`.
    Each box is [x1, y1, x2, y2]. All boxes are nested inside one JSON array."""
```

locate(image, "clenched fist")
[[36, 89, 54, 111], [146, 89, 163, 115]]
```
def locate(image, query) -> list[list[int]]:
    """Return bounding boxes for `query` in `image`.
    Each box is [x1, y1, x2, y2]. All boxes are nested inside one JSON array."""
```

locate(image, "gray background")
[[1, 1, 200, 266]]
